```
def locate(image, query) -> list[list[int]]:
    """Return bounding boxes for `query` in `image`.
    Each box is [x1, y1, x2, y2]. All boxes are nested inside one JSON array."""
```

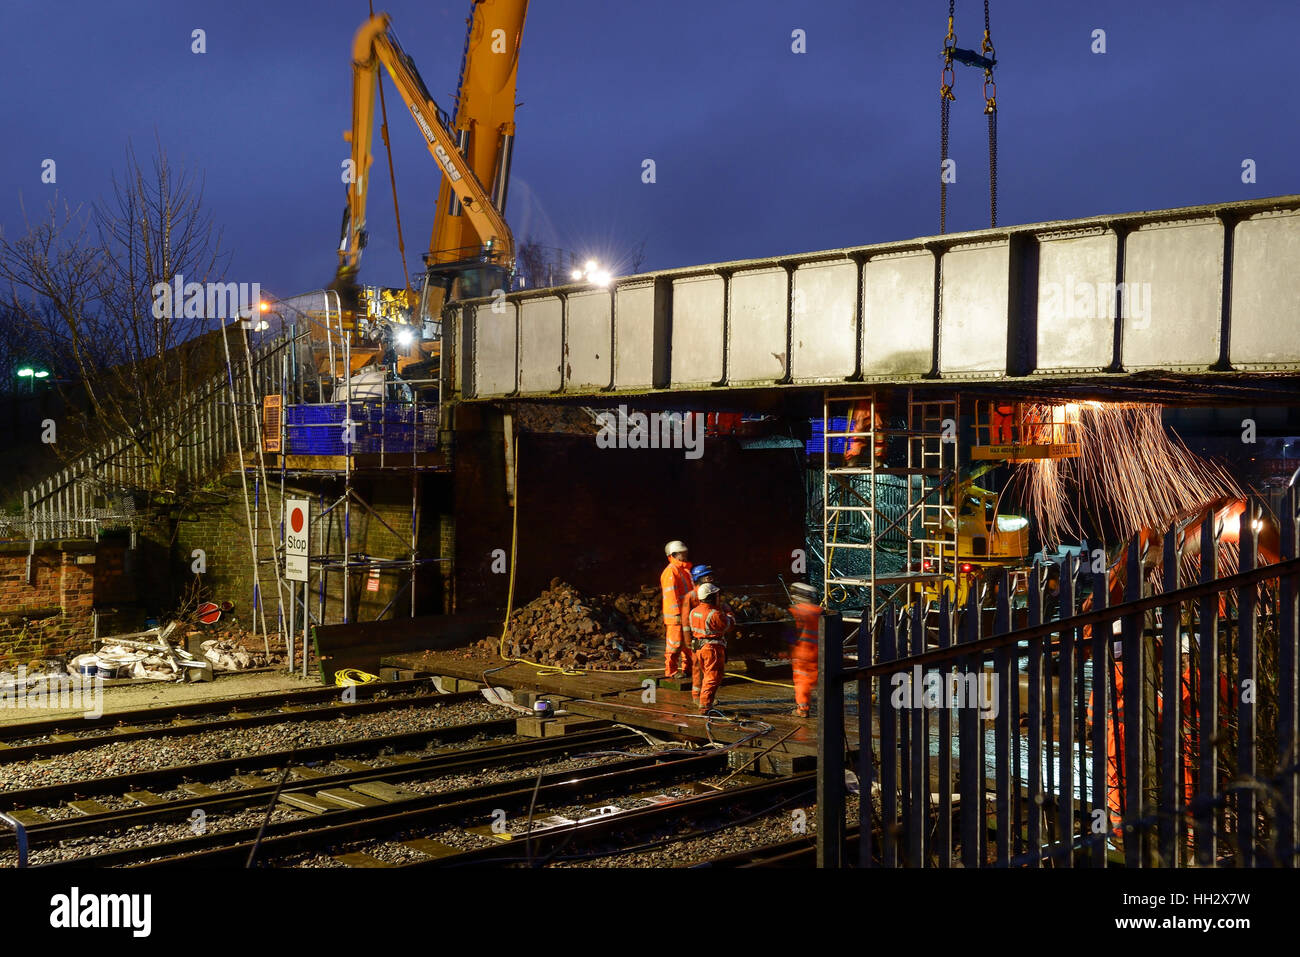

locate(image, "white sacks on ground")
[[201, 639, 255, 672]]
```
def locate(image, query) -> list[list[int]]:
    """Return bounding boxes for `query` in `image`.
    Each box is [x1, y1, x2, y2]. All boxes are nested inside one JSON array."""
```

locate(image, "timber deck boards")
[[379, 649, 858, 757]]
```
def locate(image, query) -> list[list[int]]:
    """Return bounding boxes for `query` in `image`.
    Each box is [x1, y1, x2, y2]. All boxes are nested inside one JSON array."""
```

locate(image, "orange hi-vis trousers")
[[792, 657, 817, 711], [695, 642, 726, 710], [664, 623, 692, 677]]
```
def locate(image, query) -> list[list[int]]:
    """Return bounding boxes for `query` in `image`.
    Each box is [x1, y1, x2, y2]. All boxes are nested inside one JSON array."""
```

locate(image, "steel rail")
[[0, 678, 441, 742], [0, 715, 519, 812], [0, 689, 480, 763], [2, 727, 634, 850], [119, 750, 729, 868], [417, 772, 817, 868]]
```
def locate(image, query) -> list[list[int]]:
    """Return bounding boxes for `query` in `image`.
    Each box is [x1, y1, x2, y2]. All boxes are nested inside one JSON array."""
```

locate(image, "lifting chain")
[[983, 0, 998, 228], [939, 0, 956, 234], [939, 1, 999, 232]]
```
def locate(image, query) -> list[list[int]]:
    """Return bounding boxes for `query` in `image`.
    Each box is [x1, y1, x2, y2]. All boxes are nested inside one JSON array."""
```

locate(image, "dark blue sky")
[[2, 0, 1295, 298]]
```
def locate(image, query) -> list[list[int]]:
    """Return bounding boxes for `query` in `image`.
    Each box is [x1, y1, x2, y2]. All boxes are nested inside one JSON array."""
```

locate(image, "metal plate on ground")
[[333, 852, 394, 868], [351, 781, 422, 802], [527, 814, 577, 832], [316, 788, 386, 809], [465, 823, 514, 841], [402, 839, 460, 858], [123, 790, 166, 806], [8, 809, 50, 826], [179, 782, 220, 797], [278, 793, 338, 814], [629, 794, 677, 807], [67, 800, 112, 816]]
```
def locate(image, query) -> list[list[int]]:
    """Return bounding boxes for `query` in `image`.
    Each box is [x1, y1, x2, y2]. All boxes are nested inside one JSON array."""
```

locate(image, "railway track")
[[0, 678, 445, 761], [2, 725, 645, 863], [33, 739, 718, 867], [410, 771, 819, 869], [692, 826, 863, 867], [0, 680, 826, 869]]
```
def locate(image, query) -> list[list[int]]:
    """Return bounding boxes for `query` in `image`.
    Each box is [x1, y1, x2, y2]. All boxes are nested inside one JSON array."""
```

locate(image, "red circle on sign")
[[291, 507, 304, 533]]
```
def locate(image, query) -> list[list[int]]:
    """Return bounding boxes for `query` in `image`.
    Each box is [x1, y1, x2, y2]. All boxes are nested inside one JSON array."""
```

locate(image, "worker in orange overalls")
[[787, 582, 822, 718], [989, 401, 1019, 444], [660, 540, 695, 679], [844, 401, 887, 466], [1088, 632, 1232, 838], [680, 564, 710, 695], [689, 584, 734, 713]]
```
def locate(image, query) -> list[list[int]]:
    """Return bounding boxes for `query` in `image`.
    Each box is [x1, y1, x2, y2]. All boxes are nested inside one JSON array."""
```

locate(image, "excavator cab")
[[955, 483, 1029, 561], [452, 264, 510, 302]]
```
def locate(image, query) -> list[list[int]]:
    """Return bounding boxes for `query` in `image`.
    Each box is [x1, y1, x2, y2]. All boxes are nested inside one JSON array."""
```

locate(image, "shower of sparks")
[[1009, 403, 1242, 552]]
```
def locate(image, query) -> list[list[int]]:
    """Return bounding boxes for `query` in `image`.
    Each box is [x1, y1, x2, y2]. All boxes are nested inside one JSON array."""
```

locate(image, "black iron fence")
[[817, 488, 1300, 868]]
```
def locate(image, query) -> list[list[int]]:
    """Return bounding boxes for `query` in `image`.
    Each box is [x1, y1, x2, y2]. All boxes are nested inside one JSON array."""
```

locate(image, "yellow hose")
[[334, 668, 379, 686]]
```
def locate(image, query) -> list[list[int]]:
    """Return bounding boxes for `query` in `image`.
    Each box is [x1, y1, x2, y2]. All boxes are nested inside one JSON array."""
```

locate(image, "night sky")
[[2, 0, 1296, 299]]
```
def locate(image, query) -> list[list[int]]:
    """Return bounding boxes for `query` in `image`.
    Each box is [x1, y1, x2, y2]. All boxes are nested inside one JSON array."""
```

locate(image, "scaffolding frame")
[[220, 289, 449, 677], [820, 389, 959, 660]]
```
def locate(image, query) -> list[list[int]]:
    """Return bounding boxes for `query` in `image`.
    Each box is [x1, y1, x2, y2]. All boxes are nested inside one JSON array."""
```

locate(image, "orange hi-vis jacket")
[[682, 588, 732, 636], [787, 602, 822, 663], [660, 558, 694, 624], [689, 603, 734, 645]]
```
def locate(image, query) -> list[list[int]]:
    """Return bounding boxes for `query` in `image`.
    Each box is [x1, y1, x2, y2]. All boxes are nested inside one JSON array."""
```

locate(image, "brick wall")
[[173, 474, 443, 629], [0, 541, 97, 669]]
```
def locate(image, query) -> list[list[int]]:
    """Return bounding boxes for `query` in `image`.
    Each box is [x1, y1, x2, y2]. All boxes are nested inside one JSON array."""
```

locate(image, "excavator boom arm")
[[338, 13, 514, 280]]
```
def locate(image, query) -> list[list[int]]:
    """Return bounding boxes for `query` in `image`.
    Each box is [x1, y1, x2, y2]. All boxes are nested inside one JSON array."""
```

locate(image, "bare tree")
[[0, 144, 228, 498], [628, 239, 647, 275], [516, 236, 550, 289]]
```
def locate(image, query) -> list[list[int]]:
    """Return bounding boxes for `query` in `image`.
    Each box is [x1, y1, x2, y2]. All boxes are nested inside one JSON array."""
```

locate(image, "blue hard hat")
[[691, 564, 715, 581]]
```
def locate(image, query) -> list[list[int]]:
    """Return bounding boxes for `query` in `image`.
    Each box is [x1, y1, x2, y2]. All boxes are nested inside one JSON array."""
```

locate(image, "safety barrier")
[[817, 485, 1300, 867]]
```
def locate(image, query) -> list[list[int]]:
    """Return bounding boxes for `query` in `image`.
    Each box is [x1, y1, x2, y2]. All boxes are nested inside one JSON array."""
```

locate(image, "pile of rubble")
[[599, 587, 665, 643], [199, 638, 278, 672], [727, 593, 788, 623], [187, 625, 287, 671], [476, 579, 648, 670], [592, 587, 791, 644]]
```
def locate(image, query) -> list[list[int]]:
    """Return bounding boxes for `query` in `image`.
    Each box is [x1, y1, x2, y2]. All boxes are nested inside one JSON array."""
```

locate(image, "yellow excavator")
[[334, 3, 528, 325], [919, 471, 1032, 607]]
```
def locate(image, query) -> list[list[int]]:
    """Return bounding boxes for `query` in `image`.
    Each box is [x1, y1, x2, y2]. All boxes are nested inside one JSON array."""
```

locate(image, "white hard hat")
[[665, 540, 688, 556], [698, 583, 721, 601], [790, 582, 819, 601]]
